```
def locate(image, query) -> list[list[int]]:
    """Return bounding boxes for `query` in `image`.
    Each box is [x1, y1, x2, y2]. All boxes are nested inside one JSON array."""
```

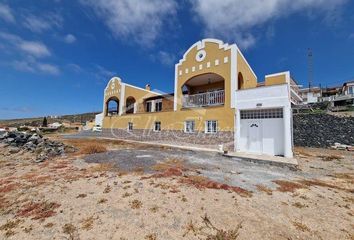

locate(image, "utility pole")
[[307, 48, 313, 90]]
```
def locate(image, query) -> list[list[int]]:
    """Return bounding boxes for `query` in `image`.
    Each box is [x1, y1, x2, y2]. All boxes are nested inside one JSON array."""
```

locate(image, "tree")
[[42, 117, 48, 127]]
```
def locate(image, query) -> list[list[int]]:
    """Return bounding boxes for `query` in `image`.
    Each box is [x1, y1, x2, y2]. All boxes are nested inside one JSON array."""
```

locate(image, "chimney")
[[145, 84, 151, 91]]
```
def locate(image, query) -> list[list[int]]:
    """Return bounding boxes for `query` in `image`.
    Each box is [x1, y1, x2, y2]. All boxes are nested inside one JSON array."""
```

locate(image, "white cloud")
[[0, 32, 51, 58], [11, 59, 60, 75], [23, 13, 63, 33], [151, 51, 176, 66], [190, 0, 348, 49], [0, 3, 15, 23], [64, 34, 76, 44], [37, 63, 60, 75], [19, 41, 51, 58], [81, 0, 177, 47]]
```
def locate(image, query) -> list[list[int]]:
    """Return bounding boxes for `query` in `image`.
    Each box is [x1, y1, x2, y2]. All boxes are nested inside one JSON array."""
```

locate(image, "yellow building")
[[102, 39, 301, 158]]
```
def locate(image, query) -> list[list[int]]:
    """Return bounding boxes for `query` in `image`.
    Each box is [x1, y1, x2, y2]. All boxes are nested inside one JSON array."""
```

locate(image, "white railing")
[[182, 90, 225, 108]]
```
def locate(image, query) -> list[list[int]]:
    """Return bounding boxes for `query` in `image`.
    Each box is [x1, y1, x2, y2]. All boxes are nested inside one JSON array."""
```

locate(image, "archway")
[[125, 96, 136, 114], [105, 97, 119, 116], [181, 73, 225, 107], [238, 72, 244, 90]]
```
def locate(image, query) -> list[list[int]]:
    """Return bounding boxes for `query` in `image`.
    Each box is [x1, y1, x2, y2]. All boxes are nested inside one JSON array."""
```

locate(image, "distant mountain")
[[0, 112, 101, 128]]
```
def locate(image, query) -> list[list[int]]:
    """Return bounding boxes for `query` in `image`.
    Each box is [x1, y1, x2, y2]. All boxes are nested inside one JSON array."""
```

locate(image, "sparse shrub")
[[80, 144, 107, 154], [130, 200, 142, 209]]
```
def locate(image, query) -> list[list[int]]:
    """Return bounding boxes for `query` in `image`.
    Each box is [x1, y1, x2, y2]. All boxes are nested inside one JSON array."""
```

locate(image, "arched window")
[[106, 97, 119, 116], [125, 96, 136, 114], [238, 72, 244, 90]]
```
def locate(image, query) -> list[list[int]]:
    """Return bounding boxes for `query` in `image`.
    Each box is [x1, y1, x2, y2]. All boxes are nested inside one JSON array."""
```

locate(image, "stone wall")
[[102, 129, 234, 150], [293, 113, 354, 147]]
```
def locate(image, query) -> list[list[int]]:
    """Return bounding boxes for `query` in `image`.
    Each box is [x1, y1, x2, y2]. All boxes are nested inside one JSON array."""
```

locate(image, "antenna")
[[307, 48, 313, 90]]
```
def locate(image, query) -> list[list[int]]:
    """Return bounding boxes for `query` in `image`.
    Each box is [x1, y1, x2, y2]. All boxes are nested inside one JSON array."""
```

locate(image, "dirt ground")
[[0, 138, 353, 240]]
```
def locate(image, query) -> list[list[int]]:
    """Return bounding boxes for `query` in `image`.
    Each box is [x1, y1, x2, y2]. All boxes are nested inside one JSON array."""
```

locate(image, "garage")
[[239, 108, 284, 156], [235, 83, 293, 158]]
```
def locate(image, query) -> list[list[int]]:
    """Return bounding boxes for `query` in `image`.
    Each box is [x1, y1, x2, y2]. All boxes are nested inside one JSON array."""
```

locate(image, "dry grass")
[[76, 193, 87, 198], [16, 201, 61, 220], [319, 154, 343, 161], [0, 182, 21, 194], [256, 185, 273, 195], [130, 200, 142, 209], [273, 180, 307, 193], [89, 163, 117, 173], [63, 223, 77, 240], [145, 233, 157, 240], [293, 221, 310, 232], [80, 144, 107, 154], [103, 185, 111, 193], [0, 219, 22, 232], [98, 198, 107, 204], [180, 175, 252, 197], [81, 216, 95, 230]]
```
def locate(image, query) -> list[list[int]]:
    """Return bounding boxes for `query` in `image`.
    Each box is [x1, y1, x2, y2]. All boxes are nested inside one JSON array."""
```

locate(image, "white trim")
[[199, 64, 203, 70], [185, 68, 189, 74], [207, 62, 210, 68], [124, 83, 161, 95], [224, 57, 228, 63], [205, 120, 218, 134], [174, 63, 178, 111], [119, 83, 125, 116], [230, 44, 237, 108], [192, 66, 195, 72], [215, 59, 219, 66], [104, 76, 122, 93], [184, 120, 195, 133], [236, 48, 257, 81]]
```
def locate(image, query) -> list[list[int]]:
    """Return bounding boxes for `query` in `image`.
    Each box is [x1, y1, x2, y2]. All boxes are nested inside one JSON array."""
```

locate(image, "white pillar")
[[235, 109, 241, 152], [283, 106, 293, 158]]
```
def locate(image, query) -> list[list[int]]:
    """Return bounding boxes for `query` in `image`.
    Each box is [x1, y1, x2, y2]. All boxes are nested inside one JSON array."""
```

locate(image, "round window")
[[196, 50, 206, 62]]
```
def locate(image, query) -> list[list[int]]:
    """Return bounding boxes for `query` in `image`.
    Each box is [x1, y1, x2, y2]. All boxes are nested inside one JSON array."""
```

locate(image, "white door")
[[239, 108, 284, 156], [247, 120, 262, 154]]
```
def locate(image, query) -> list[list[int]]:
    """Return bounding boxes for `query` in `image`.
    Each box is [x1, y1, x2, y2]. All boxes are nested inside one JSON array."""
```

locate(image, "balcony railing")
[[182, 90, 225, 108]]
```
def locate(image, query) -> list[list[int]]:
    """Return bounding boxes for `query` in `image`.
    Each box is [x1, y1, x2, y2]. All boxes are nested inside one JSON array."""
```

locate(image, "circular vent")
[[196, 50, 206, 62]]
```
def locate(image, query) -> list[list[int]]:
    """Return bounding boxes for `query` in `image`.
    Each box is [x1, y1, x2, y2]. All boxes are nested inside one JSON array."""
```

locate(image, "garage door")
[[239, 108, 284, 156]]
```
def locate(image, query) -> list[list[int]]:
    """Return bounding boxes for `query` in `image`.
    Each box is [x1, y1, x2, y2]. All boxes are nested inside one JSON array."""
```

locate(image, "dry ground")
[[0, 138, 353, 240]]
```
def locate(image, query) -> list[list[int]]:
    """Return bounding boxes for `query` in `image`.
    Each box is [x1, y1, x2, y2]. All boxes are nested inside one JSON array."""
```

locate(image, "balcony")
[[182, 90, 225, 108]]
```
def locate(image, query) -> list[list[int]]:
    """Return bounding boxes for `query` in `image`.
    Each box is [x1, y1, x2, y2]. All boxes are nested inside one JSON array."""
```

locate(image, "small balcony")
[[182, 90, 225, 108]]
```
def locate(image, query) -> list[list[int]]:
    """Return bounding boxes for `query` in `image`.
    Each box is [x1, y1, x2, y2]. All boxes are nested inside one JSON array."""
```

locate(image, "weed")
[[293, 221, 310, 232], [16, 201, 61, 220], [122, 192, 133, 198], [130, 200, 142, 209], [145, 233, 157, 240], [103, 185, 111, 193], [63, 223, 77, 240], [149, 205, 159, 213], [0, 219, 22, 231], [80, 143, 107, 154], [292, 202, 307, 208], [98, 198, 107, 204], [81, 216, 94, 230], [44, 223, 54, 228], [76, 194, 87, 198]]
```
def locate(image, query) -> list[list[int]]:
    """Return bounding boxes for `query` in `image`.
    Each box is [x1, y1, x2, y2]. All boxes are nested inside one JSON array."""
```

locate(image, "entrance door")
[[247, 120, 262, 154]]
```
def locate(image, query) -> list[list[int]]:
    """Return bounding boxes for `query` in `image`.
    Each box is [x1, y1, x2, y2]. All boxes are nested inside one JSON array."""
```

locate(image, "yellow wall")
[[265, 74, 287, 86], [123, 85, 158, 113], [102, 40, 262, 132], [237, 51, 257, 89]]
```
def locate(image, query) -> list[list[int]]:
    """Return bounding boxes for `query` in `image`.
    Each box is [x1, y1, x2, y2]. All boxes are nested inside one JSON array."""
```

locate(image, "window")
[[155, 99, 162, 112], [349, 86, 353, 95], [184, 120, 195, 133], [128, 122, 133, 131], [205, 120, 217, 134], [146, 101, 152, 112], [240, 109, 283, 119], [154, 121, 161, 132]]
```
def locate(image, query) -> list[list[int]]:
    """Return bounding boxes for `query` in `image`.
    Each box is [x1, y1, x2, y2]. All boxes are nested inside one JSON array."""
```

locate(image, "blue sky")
[[0, 0, 354, 119]]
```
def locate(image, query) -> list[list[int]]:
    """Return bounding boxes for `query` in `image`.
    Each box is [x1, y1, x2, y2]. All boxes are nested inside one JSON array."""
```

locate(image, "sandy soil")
[[0, 139, 353, 240]]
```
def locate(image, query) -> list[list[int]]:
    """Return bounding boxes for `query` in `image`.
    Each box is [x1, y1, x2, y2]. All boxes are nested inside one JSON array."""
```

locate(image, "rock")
[[8, 147, 20, 154], [294, 113, 354, 148], [6, 138, 15, 143]]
